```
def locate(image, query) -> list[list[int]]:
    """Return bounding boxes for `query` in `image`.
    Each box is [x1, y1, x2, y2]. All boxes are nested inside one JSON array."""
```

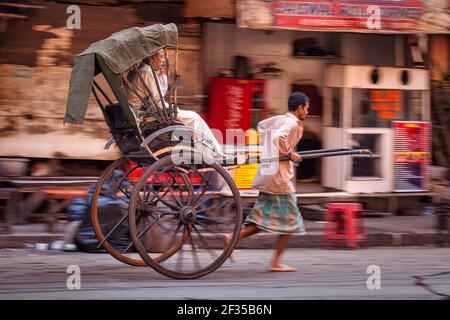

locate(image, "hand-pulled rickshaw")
[[65, 23, 371, 279]]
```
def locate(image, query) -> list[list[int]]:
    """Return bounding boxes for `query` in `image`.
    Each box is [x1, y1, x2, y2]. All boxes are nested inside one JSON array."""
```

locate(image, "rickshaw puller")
[[225, 92, 309, 272]]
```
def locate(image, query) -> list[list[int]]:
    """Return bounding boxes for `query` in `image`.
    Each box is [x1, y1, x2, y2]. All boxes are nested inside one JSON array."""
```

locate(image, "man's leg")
[[268, 234, 297, 272], [225, 224, 259, 245], [224, 224, 260, 262]]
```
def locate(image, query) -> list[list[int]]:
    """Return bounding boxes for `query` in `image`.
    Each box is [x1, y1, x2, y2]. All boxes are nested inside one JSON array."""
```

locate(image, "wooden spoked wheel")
[[91, 156, 187, 266], [128, 152, 243, 279]]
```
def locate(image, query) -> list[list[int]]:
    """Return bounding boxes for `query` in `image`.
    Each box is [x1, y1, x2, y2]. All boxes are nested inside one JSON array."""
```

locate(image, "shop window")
[[350, 134, 382, 179], [352, 89, 393, 128], [352, 89, 424, 127]]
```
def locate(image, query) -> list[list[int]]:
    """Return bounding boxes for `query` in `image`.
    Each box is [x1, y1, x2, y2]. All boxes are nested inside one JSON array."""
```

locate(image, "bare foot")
[[224, 234, 235, 263], [268, 264, 297, 272]]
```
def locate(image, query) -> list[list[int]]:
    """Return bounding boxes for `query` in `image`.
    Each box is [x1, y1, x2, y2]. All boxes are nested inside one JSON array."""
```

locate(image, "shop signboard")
[[237, 0, 450, 34], [393, 121, 431, 192], [370, 90, 402, 119]]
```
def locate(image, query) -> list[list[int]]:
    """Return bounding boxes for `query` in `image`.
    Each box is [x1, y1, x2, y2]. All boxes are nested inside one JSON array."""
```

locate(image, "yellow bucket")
[[231, 129, 261, 190]]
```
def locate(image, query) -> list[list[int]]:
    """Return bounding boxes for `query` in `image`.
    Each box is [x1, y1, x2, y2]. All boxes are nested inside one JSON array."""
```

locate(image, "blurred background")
[[0, 0, 448, 252]]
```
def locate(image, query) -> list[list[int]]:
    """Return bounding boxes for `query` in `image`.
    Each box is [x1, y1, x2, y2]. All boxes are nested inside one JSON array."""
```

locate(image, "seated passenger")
[[125, 50, 223, 156]]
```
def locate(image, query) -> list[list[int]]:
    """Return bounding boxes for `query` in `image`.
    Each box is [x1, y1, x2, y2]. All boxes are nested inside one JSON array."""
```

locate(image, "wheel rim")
[[128, 153, 243, 279]]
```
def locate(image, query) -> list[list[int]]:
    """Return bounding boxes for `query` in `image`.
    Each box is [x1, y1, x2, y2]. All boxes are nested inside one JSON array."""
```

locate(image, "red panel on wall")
[[207, 77, 266, 140]]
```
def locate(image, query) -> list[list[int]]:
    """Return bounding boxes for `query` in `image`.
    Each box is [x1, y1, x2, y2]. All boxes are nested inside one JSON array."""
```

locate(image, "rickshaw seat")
[[104, 103, 134, 131], [103, 103, 142, 154]]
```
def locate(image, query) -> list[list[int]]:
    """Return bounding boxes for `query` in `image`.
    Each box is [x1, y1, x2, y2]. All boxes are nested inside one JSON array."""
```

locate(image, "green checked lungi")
[[244, 192, 306, 234]]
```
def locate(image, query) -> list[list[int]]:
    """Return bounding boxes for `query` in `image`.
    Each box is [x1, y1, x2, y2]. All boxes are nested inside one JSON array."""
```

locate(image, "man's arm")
[[275, 122, 303, 162]]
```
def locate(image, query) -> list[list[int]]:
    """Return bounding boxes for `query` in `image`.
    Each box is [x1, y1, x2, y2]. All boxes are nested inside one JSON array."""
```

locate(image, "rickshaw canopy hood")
[[64, 23, 178, 125]]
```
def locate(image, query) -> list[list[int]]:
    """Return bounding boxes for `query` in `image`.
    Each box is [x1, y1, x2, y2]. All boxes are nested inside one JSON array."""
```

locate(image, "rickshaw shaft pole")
[[297, 148, 352, 155], [246, 148, 372, 164]]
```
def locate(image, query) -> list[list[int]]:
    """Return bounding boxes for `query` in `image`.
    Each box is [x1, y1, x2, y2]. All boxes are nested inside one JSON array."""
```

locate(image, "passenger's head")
[[145, 49, 165, 72], [288, 92, 309, 120]]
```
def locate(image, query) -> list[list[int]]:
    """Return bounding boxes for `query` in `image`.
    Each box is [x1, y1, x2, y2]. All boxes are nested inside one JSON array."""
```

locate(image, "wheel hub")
[[179, 206, 197, 224]]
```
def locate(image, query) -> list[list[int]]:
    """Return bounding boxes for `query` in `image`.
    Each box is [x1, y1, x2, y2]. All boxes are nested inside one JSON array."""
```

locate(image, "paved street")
[[1, 247, 449, 300]]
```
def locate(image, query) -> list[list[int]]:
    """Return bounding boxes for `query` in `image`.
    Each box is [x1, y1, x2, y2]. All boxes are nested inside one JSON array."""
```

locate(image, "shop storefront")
[[322, 65, 431, 193], [196, 0, 448, 195]]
